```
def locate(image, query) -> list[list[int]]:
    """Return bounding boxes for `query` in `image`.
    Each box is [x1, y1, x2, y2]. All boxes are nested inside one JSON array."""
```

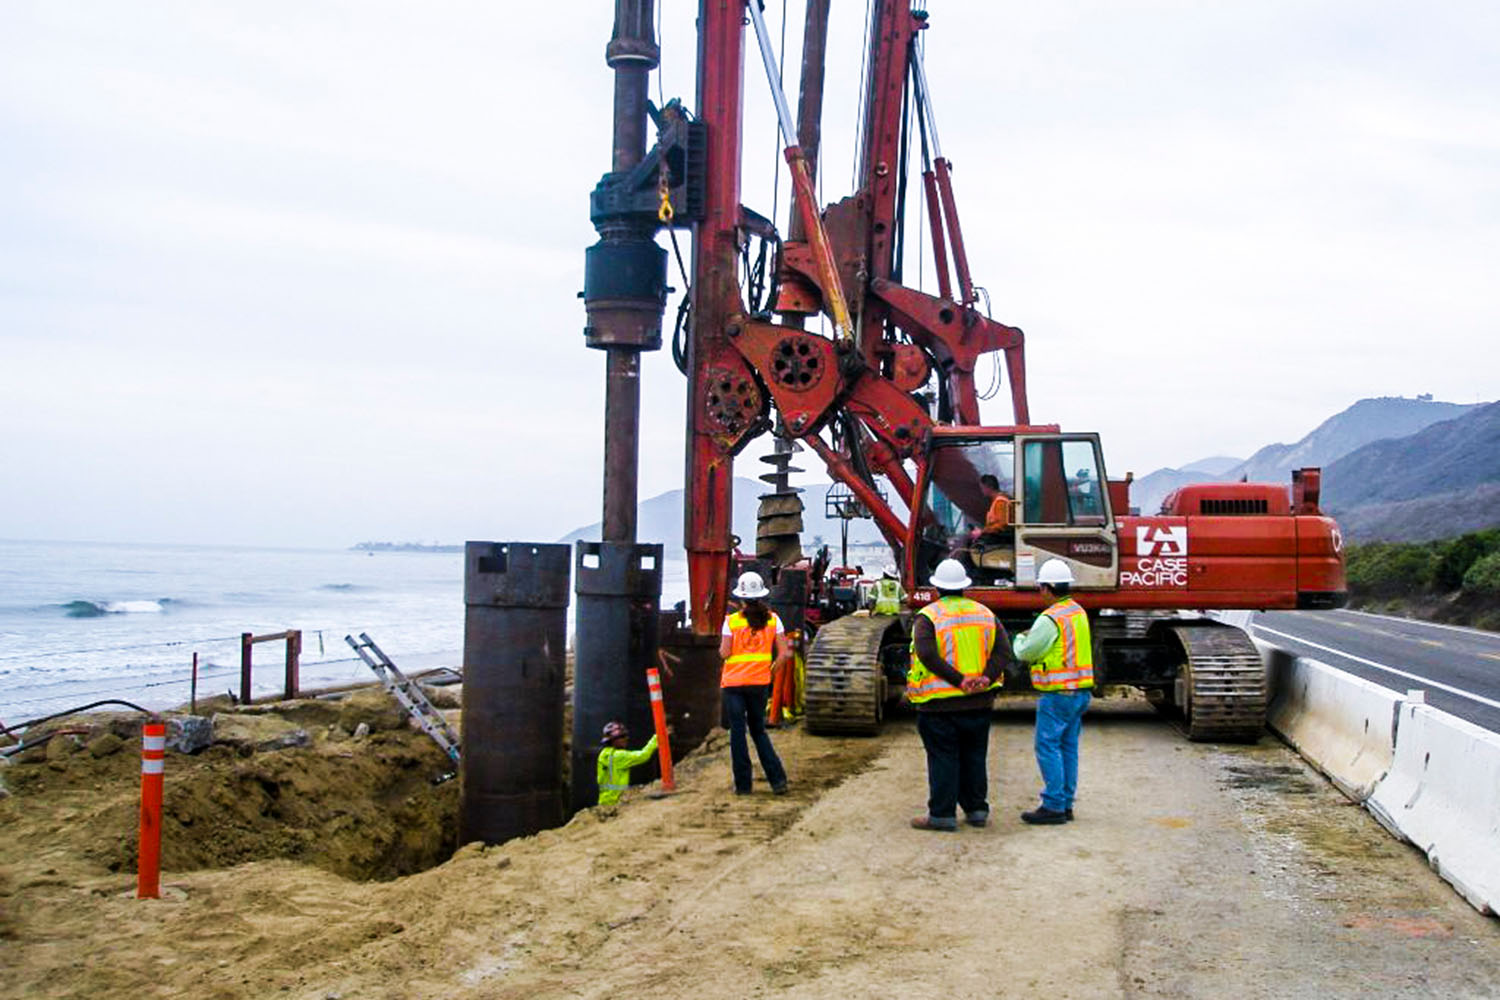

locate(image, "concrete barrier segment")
[[1263, 645, 1400, 802], [1367, 703, 1500, 916]]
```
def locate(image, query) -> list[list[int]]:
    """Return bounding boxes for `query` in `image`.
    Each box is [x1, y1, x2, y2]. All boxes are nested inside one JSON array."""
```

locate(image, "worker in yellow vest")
[[719, 571, 789, 796], [872, 564, 904, 616], [596, 721, 658, 807], [906, 558, 1012, 831], [1012, 558, 1094, 824]]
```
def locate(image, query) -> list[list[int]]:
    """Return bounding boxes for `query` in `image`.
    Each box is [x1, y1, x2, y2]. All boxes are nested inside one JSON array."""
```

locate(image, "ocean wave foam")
[[63, 599, 167, 617]]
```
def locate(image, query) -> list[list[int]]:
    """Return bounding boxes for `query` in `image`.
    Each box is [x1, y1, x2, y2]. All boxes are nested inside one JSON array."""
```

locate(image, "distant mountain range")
[[1131, 396, 1497, 542], [1322, 401, 1500, 541]]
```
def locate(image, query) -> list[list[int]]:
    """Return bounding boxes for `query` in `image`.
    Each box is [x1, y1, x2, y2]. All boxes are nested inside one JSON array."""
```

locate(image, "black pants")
[[917, 709, 992, 822], [722, 685, 787, 792]]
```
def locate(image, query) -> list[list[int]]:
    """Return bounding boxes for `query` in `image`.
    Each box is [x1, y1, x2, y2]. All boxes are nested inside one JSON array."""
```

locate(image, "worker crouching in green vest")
[[1012, 558, 1094, 825], [596, 721, 658, 807], [906, 558, 1013, 831]]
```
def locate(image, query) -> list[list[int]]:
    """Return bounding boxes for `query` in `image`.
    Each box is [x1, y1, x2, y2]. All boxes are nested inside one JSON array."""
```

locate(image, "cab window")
[[914, 439, 1016, 583], [1022, 438, 1107, 526]]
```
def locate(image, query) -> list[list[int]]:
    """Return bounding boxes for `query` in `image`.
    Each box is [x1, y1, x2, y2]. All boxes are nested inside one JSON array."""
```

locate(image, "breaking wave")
[[62, 599, 169, 618]]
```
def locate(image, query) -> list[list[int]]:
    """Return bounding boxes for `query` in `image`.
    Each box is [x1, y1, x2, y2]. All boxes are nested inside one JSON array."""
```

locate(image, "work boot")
[[964, 811, 989, 828], [1065, 807, 1075, 821], [1021, 805, 1069, 825], [910, 816, 958, 832], [772, 783, 789, 795]]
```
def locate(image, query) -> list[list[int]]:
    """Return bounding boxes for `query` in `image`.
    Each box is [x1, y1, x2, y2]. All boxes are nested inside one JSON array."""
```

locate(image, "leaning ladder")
[[344, 632, 461, 763]]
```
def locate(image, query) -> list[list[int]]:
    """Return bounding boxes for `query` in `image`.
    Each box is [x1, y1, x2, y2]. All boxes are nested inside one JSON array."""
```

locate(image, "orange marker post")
[[137, 720, 165, 899], [645, 667, 675, 792], [767, 659, 786, 726]]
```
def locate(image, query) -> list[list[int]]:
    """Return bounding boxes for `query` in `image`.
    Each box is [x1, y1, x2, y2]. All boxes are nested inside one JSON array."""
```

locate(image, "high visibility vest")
[[873, 577, 902, 615], [722, 611, 781, 687], [595, 734, 658, 806], [906, 596, 999, 703], [1031, 598, 1094, 692]]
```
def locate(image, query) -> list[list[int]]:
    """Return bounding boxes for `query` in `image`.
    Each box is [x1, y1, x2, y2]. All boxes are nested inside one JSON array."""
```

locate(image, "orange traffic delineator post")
[[137, 720, 165, 899], [768, 657, 787, 725], [645, 667, 675, 792]]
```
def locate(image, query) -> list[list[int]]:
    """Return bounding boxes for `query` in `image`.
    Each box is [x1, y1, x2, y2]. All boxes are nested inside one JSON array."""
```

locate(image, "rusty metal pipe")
[[602, 350, 641, 542]]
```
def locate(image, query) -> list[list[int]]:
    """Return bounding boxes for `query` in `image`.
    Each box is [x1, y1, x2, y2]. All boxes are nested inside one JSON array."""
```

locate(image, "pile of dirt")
[[0, 688, 458, 883], [1, 701, 890, 999]]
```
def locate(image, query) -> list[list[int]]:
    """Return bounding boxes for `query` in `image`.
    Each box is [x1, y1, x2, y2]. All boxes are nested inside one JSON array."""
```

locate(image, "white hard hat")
[[929, 559, 972, 591], [1037, 558, 1074, 586], [732, 571, 770, 599], [881, 564, 899, 580]]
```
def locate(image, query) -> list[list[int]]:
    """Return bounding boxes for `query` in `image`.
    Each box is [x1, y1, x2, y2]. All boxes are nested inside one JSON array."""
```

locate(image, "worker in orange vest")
[[1012, 558, 1094, 824], [719, 571, 789, 796]]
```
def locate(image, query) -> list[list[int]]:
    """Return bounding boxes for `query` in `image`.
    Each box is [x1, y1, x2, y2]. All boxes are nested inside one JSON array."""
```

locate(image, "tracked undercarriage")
[[801, 611, 1269, 743]]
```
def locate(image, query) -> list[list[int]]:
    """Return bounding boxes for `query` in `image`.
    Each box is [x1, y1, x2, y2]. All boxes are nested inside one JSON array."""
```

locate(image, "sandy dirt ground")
[[4, 695, 1500, 999]]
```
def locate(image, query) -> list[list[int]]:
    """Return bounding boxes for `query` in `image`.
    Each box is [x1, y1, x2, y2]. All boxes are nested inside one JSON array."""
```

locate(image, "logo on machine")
[[1123, 525, 1189, 588], [1136, 525, 1188, 557]]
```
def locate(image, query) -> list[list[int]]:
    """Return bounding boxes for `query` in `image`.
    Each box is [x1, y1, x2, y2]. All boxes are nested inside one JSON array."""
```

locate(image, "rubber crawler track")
[[1169, 623, 1267, 742], [803, 615, 898, 736]]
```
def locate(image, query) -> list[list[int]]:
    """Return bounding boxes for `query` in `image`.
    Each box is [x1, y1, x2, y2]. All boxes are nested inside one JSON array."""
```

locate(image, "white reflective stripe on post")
[[143, 735, 166, 752], [142, 758, 164, 775]]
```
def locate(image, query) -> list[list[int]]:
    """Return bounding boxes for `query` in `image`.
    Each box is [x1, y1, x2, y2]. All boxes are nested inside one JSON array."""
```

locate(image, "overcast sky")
[[2, 1, 1495, 549]]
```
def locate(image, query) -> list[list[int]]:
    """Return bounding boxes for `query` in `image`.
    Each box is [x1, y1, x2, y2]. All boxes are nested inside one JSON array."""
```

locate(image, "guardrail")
[[1257, 631, 1499, 917]]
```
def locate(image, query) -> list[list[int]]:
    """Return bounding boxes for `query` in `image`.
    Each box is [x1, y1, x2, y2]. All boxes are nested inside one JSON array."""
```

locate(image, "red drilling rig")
[[584, 0, 1346, 743]]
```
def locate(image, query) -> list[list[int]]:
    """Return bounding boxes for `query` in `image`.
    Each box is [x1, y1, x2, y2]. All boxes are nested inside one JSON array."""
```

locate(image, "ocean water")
[[0, 539, 694, 728], [0, 539, 469, 726]]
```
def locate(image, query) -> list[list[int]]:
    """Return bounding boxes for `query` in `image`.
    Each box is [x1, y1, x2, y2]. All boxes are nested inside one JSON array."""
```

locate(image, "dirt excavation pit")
[[0, 689, 892, 1000], [0, 688, 461, 885]]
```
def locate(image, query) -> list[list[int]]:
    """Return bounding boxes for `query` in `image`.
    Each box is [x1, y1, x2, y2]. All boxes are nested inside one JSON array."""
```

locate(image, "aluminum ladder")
[[344, 632, 461, 763]]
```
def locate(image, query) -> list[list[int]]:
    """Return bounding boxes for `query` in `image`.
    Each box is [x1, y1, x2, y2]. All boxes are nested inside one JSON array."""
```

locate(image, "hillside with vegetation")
[[1344, 528, 1500, 631]]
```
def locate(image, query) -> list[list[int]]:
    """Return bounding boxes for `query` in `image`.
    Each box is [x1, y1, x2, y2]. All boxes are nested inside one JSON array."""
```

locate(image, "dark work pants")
[[722, 685, 787, 792], [917, 709, 992, 823]]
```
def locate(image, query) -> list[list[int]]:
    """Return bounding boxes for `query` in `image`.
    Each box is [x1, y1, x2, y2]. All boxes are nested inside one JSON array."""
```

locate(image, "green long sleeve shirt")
[[596, 734, 658, 806], [1012, 613, 1059, 664]]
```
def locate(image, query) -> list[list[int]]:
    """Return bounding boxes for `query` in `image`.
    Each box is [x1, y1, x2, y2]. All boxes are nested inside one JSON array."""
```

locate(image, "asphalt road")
[[1254, 609, 1500, 735]]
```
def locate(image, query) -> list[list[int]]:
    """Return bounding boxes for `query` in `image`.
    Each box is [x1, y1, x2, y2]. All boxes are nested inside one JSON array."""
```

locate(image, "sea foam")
[[64, 599, 166, 617]]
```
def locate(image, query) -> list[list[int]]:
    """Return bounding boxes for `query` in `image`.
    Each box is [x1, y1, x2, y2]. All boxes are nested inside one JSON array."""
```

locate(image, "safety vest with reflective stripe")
[[596, 734, 658, 806], [906, 596, 1000, 703], [873, 577, 902, 616], [722, 611, 781, 687], [1031, 598, 1094, 692]]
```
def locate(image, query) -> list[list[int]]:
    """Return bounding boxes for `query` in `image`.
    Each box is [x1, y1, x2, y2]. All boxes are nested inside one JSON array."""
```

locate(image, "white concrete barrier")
[[1367, 702, 1500, 916], [1263, 645, 1400, 801]]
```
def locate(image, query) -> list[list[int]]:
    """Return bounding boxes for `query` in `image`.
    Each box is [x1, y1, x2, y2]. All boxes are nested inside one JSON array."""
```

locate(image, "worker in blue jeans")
[[1012, 559, 1094, 824]]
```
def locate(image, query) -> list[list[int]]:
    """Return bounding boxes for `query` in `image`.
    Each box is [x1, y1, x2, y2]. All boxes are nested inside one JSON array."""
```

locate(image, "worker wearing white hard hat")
[[906, 558, 1015, 831], [719, 571, 789, 795], [872, 564, 904, 616], [1011, 558, 1095, 825]]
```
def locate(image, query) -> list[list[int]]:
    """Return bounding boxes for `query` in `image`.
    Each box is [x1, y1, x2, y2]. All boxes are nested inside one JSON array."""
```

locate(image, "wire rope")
[[851, 0, 875, 192]]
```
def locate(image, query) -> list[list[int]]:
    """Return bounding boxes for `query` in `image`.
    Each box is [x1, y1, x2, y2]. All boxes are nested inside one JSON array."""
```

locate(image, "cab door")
[[1012, 434, 1119, 589]]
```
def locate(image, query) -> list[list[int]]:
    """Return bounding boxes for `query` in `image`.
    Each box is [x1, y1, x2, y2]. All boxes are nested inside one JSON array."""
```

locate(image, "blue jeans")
[[917, 709, 992, 825], [722, 685, 787, 792], [1034, 690, 1091, 811]]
